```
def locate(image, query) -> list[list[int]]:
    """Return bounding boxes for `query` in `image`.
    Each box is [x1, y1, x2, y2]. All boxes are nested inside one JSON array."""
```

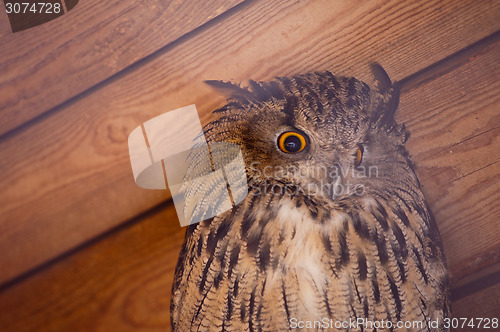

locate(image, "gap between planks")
[[0, 0, 257, 142]]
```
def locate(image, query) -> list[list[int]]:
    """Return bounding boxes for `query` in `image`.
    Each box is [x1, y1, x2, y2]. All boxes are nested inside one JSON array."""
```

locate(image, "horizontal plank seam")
[[451, 268, 500, 302], [419, 125, 500, 164], [419, 126, 500, 182], [399, 30, 500, 91], [0, 200, 174, 294], [0, 0, 257, 143], [0, 18, 498, 295]]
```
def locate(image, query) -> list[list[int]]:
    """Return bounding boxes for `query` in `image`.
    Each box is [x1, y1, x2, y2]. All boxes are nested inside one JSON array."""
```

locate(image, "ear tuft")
[[370, 63, 393, 94]]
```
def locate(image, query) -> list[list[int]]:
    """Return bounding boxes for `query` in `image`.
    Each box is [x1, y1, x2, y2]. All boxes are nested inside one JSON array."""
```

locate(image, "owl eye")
[[354, 144, 364, 166], [278, 131, 307, 153]]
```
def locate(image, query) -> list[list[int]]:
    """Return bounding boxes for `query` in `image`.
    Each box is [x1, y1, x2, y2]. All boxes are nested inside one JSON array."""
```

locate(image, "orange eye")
[[354, 144, 364, 166], [278, 132, 307, 153]]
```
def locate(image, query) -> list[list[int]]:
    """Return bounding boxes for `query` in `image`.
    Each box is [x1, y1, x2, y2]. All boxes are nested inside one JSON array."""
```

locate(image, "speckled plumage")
[[171, 65, 450, 331]]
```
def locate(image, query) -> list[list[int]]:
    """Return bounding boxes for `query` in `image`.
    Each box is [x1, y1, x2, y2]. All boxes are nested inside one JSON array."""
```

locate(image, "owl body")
[[171, 67, 450, 331]]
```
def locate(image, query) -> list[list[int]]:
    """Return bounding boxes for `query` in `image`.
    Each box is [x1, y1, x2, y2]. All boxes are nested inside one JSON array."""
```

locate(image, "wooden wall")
[[0, 1, 499, 331]]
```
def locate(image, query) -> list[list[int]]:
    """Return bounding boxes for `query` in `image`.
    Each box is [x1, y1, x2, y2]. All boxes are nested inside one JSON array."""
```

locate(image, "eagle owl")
[[170, 65, 450, 331]]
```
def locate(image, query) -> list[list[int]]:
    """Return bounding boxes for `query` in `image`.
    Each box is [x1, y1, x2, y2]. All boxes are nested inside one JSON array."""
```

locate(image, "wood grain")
[[0, 202, 185, 332], [0, 0, 243, 136], [0, 2, 11, 34], [0, 0, 499, 286], [452, 281, 500, 330], [397, 38, 500, 282]]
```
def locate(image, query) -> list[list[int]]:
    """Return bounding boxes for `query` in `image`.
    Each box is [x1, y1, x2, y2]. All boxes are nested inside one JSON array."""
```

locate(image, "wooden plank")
[[452, 281, 500, 330], [397, 38, 500, 282], [0, 0, 244, 136], [0, 0, 499, 286], [0, 2, 11, 35], [451, 261, 500, 294], [0, 202, 185, 332]]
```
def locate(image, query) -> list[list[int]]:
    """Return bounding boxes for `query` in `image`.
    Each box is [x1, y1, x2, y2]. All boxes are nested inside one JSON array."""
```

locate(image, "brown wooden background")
[[0, 1, 499, 331]]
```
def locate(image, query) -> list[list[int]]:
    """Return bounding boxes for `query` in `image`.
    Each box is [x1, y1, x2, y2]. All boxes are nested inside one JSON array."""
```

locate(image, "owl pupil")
[[284, 136, 301, 152]]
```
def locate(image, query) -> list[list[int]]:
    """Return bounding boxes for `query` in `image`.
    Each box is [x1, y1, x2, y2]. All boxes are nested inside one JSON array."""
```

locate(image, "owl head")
[[204, 65, 413, 204]]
